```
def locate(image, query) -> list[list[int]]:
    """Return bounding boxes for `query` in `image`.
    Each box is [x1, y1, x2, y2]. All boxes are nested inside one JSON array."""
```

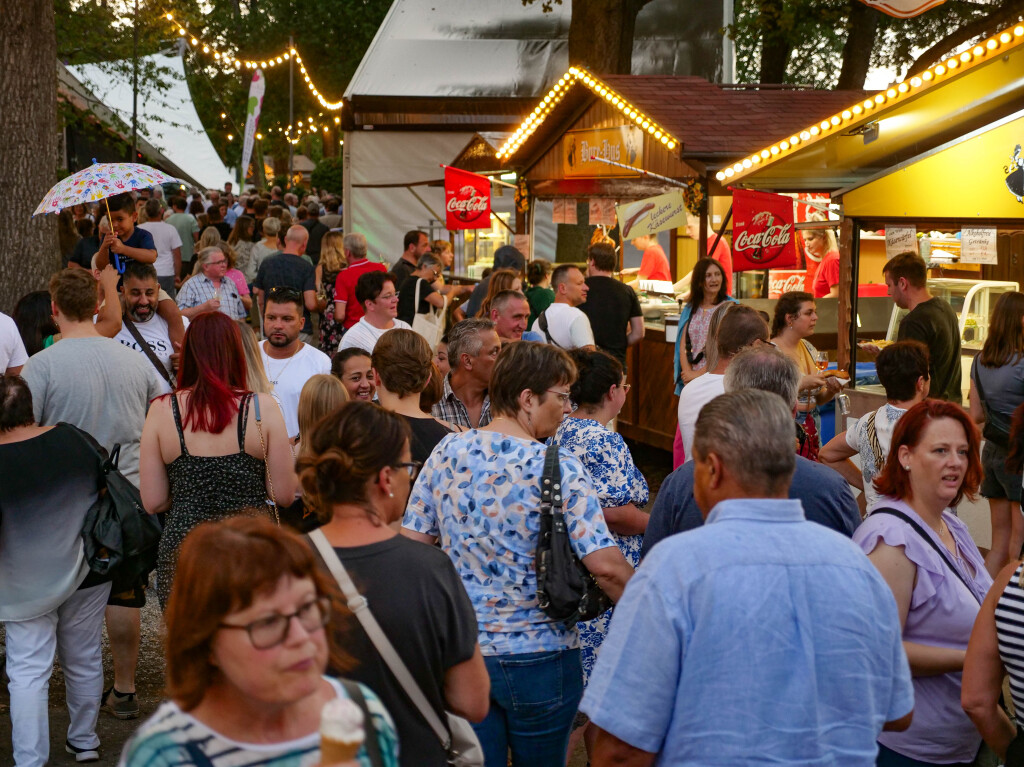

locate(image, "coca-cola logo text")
[[768, 271, 807, 297], [446, 184, 488, 223], [733, 211, 793, 261]]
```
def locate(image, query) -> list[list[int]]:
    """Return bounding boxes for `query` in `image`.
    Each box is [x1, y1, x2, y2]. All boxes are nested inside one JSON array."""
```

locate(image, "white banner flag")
[[240, 69, 266, 184]]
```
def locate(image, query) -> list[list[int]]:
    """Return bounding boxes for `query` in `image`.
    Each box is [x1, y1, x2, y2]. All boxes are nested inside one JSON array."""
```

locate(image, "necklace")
[[264, 346, 299, 385], [938, 519, 965, 563]]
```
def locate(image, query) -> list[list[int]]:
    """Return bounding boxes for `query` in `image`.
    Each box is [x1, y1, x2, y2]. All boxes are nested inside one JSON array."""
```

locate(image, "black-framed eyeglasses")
[[268, 286, 302, 300], [218, 595, 331, 650], [394, 461, 422, 480]]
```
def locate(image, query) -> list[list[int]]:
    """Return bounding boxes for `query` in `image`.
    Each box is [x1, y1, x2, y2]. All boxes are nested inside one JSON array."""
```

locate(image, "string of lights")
[[164, 12, 343, 111]]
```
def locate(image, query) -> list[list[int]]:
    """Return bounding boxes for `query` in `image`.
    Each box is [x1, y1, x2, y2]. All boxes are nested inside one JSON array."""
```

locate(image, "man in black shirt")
[[299, 201, 329, 265], [253, 225, 321, 342], [883, 251, 962, 403], [579, 241, 644, 365], [391, 230, 430, 289]]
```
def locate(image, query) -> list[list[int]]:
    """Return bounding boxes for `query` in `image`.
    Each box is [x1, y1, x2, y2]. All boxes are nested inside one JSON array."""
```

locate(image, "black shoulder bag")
[[973, 357, 1011, 449], [535, 442, 612, 628]]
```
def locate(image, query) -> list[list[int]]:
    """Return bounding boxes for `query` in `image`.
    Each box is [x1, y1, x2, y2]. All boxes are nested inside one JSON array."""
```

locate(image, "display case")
[[885, 278, 1020, 351]]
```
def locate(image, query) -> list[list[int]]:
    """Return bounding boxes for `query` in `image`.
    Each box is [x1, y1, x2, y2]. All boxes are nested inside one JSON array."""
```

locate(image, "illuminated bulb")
[[1016, 25, 1024, 36], [724, 167, 735, 177], [810, 125, 820, 136], [751, 154, 760, 164], [733, 162, 743, 172], [874, 94, 886, 104], [864, 99, 874, 109], [960, 52, 971, 63], [830, 116, 841, 126], [743, 159, 752, 169], [910, 76, 922, 87], [323, 126, 328, 133], [948, 58, 959, 69], [256, 132, 262, 140], [234, 61, 241, 68], [178, 28, 185, 35], [227, 134, 233, 140], [334, 116, 340, 124], [190, 37, 198, 45], [770, 145, 780, 155], [790, 135, 799, 145], [220, 112, 226, 119], [283, 52, 290, 59], [660, 136, 670, 145], [666, 141, 676, 150], [203, 45, 209, 53], [647, 125, 656, 134], [897, 82, 908, 93], [974, 45, 985, 56], [716, 171, 726, 181], [165, 13, 173, 20], [267, 59, 274, 66], [654, 131, 663, 140], [761, 149, 771, 158], [852, 105, 862, 115], [886, 88, 897, 98], [800, 131, 811, 140], [986, 39, 998, 51], [780, 141, 790, 150], [820, 120, 830, 130], [935, 64, 946, 75], [841, 110, 852, 120], [1000, 32, 1011, 43], [641, 120, 650, 129]]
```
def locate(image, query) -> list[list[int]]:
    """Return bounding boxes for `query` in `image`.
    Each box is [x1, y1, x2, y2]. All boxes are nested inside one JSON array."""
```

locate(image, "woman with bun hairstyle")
[[299, 402, 488, 767], [524, 259, 554, 330]]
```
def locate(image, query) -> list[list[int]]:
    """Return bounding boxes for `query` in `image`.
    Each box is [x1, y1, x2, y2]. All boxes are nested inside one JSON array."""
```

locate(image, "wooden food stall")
[[719, 20, 1024, 421], [491, 69, 863, 449]]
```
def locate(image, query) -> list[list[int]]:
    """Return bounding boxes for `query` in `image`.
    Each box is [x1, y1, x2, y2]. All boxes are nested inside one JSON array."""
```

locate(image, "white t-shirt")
[[139, 221, 183, 277], [338, 317, 412, 355], [846, 402, 906, 511], [114, 314, 189, 395], [260, 341, 331, 438], [540, 303, 595, 349], [677, 372, 726, 462], [0, 312, 28, 372]]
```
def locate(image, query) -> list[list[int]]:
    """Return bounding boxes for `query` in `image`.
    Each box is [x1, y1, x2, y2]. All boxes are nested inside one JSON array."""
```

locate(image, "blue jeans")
[[474, 649, 582, 767]]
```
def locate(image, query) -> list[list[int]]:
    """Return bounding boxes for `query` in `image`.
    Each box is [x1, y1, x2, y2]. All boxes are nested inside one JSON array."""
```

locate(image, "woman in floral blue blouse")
[[555, 348, 649, 758], [402, 341, 634, 767]]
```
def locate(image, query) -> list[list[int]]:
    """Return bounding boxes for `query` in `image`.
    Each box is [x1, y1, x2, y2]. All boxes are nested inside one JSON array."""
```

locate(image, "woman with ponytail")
[[298, 401, 489, 767], [139, 311, 298, 608]]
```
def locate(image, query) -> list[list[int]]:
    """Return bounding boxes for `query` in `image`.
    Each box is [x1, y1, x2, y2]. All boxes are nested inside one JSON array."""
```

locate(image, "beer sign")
[[731, 188, 798, 271], [562, 126, 643, 178], [444, 166, 491, 230]]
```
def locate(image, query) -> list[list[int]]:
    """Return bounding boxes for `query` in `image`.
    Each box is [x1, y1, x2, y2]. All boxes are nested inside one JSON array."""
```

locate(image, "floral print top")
[[554, 417, 649, 508], [403, 430, 617, 656]]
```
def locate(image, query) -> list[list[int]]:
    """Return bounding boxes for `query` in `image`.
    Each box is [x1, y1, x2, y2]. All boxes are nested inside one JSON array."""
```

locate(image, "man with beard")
[[114, 262, 186, 394], [259, 286, 331, 439]]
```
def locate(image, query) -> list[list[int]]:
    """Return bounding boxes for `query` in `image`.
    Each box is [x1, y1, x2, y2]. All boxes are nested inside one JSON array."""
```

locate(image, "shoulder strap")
[[236, 393, 252, 449], [307, 530, 453, 751], [414, 277, 423, 311], [169, 393, 188, 455], [122, 315, 175, 388], [338, 679, 384, 767], [538, 310, 561, 348], [871, 507, 981, 604], [866, 411, 884, 472], [540, 442, 563, 514]]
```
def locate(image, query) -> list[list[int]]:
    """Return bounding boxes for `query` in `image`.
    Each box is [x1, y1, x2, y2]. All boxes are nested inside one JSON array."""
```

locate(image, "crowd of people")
[[4, 184, 1024, 767]]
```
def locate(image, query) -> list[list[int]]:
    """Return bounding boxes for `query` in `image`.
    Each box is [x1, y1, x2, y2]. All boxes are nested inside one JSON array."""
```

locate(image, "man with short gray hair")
[[644, 345, 860, 556], [334, 232, 386, 331], [585, 389, 913, 767], [175, 247, 246, 320], [432, 318, 500, 429]]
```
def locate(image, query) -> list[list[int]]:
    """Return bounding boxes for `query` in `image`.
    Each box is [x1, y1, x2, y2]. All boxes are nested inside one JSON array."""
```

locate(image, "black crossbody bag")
[[535, 442, 612, 628], [122, 315, 176, 389]]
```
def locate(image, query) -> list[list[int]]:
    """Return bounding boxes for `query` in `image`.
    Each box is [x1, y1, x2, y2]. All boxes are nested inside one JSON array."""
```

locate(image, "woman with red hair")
[[853, 399, 991, 766], [139, 311, 298, 608]]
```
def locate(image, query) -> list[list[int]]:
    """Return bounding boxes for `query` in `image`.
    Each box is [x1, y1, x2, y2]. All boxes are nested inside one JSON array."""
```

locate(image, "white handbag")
[[308, 530, 484, 767], [410, 278, 447, 350]]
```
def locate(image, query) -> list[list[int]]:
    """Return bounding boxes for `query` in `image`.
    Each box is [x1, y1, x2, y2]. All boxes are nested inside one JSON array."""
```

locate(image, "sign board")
[[960, 228, 998, 264], [885, 226, 918, 258], [552, 198, 577, 225], [768, 270, 809, 299], [444, 166, 491, 230], [240, 69, 265, 183], [590, 198, 617, 227], [731, 188, 798, 271], [562, 126, 643, 178], [858, 0, 945, 18], [615, 191, 688, 240]]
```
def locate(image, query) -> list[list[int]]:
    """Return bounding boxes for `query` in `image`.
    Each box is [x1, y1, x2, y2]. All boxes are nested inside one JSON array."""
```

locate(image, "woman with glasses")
[[396, 253, 446, 326], [402, 342, 634, 767], [298, 401, 488, 767], [139, 312, 299, 608], [119, 515, 399, 767]]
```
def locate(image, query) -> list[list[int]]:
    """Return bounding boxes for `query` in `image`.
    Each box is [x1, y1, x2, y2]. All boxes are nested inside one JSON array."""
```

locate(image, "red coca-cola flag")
[[731, 188, 798, 272], [444, 166, 491, 230]]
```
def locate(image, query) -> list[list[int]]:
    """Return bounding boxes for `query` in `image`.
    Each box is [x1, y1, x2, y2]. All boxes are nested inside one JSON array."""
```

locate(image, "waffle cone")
[[320, 735, 362, 764]]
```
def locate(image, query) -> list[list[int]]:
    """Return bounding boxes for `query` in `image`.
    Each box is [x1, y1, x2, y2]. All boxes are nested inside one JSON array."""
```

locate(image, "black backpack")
[[535, 442, 612, 628], [74, 428, 162, 593]]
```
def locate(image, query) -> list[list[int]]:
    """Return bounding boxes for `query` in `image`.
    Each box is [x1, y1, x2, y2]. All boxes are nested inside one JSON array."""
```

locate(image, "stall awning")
[[720, 23, 1024, 191]]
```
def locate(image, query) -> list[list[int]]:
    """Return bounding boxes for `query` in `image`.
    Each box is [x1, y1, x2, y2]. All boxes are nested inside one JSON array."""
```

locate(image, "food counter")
[[617, 317, 679, 452]]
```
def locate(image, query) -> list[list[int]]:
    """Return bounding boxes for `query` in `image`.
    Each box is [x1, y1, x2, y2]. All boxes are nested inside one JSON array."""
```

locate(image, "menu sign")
[[885, 226, 918, 258], [731, 188, 798, 271], [960, 228, 998, 264], [562, 126, 643, 178], [615, 191, 688, 239]]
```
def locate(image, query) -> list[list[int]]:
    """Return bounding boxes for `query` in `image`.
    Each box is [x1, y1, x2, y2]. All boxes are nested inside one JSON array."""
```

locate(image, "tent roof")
[[69, 50, 234, 190], [345, 0, 725, 100]]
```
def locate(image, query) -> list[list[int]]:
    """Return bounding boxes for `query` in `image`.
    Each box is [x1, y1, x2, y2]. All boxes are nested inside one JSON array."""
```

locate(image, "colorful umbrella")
[[33, 161, 184, 217]]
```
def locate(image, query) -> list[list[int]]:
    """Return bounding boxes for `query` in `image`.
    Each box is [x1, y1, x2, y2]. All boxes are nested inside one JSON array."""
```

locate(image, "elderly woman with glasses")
[[402, 341, 634, 767], [119, 515, 399, 767]]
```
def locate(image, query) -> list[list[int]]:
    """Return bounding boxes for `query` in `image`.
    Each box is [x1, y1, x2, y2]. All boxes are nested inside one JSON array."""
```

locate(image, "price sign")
[[885, 226, 918, 258], [960, 228, 998, 264]]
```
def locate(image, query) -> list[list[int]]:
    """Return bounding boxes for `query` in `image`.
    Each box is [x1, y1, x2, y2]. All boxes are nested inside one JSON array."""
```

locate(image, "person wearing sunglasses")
[[175, 246, 247, 321], [119, 514, 400, 767], [298, 401, 488, 767]]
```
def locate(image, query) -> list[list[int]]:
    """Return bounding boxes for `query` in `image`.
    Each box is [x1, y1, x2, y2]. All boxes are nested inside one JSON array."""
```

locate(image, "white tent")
[[70, 50, 234, 191]]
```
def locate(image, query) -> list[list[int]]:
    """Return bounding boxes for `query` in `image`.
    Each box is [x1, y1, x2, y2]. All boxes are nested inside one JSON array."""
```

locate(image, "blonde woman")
[[237, 322, 273, 395], [317, 231, 347, 357], [805, 212, 841, 299]]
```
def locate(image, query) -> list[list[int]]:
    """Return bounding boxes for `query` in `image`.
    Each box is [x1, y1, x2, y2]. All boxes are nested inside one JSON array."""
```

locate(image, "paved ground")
[[0, 441, 672, 766]]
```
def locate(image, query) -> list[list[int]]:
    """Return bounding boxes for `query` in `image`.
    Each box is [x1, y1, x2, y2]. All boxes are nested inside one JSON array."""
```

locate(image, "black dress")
[[400, 415, 453, 463], [156, 393, 269, 607]]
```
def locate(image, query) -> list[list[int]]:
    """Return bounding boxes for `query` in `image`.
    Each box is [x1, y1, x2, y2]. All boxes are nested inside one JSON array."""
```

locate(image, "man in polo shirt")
[[584, 390, 913, 766], [338, 271, 411, 354], [432, 318, 500, 429], [334, 232, 386, 331]]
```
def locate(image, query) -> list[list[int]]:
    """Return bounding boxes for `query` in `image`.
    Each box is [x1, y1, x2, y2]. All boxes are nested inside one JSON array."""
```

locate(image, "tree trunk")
[[568, 0, 650, 75], [837, 1, 879, 90], [0, 0, 59, 314], [758, 0, 792, 83]]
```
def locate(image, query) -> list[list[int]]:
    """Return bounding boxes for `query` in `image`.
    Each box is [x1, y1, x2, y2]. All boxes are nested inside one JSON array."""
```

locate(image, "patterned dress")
[[318, 270, 342, 357], [554, 417, 649, 685]]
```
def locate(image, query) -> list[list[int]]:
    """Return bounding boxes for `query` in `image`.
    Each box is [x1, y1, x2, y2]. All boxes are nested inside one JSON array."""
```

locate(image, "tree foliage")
[[311, 157, 344, 195]]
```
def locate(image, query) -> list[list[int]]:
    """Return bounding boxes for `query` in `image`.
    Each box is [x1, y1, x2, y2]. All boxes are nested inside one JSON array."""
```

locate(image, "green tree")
[[311, 157, 344, 196]]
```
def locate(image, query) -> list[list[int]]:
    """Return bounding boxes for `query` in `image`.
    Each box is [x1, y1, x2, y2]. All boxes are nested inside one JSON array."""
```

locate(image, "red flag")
[[444, 166, 491, 230], [731, 188, 798, 272]]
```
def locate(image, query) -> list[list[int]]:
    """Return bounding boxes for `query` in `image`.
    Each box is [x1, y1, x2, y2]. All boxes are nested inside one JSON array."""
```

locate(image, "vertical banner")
[[731, 188, 798, 271], [240, 69, 265, 184], [444, 166, 491, 230]]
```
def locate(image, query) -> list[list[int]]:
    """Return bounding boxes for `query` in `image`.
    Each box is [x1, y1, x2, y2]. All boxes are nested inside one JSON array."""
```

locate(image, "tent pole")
[[288, 34, 294, 189]]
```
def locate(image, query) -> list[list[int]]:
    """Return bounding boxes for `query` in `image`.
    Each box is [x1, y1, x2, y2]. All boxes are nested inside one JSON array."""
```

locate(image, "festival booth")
[[492, 71, 862, 450], [719, 20, 1024, 420]]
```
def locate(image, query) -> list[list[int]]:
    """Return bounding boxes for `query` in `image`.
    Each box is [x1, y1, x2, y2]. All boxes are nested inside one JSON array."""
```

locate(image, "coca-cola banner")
[[731, 188, 798, 272], [768, 270, 809, 299], [444, 166, 491, 230]]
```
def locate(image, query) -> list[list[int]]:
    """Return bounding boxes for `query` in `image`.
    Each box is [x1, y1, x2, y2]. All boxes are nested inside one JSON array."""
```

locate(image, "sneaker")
[[65, 740, 99, 763], [101, 686, 140, 720]]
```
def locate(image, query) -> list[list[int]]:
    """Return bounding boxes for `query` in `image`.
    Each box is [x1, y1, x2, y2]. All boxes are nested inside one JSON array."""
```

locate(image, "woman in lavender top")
[[854, 400, 991, 766]]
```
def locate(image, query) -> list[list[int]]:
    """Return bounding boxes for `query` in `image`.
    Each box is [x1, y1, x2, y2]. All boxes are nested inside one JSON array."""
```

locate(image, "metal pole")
[[131, 0, 138, 160], [288, 34, 294, 187]]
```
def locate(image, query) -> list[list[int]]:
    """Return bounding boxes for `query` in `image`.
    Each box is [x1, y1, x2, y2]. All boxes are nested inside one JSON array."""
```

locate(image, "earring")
[[388, 492, 394, 498], [903, 465, 910, 471]]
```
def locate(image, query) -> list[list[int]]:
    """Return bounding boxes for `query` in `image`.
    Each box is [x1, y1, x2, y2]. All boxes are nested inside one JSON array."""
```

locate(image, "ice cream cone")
[[319, 735, 361, 765]]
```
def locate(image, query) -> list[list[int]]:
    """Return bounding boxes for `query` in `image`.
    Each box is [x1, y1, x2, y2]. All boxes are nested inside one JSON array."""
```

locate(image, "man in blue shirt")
[[642, 345, 860, 558], [583, 389, 914, 767]]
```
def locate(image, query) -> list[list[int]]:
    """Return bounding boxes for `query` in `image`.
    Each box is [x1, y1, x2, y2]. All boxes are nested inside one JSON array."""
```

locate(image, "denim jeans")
[[473, 649, 582, 767]]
